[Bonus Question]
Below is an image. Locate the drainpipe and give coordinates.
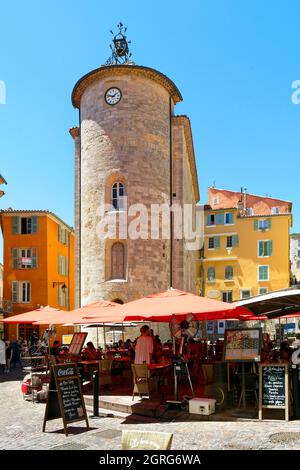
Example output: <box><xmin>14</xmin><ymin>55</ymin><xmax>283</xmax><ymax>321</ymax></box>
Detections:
<box><xmin>169</xmin><ymin>97</ymin><xmax>173</xmax><ymax>288</ymax></box>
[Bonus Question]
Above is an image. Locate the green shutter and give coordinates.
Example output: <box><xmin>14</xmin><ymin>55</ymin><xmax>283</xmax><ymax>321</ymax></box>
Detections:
<box><xmin>31</xmin><ymin>248</ymin><xmax>37</xmax><ymax>268</ymax></box>
<box><xmin>12</xmin><ymin>281</ymin><xmax>19</xmax><ymax>303</ymax></box>
<box><xmin>232</xmin><ymin>235</ymin><xmax>239</xmax><ymax>247</ymax></box>
<box><xmin>66</xmin><ymin>256</ymin><xmax>69</xmax><ymax>276</ymax></box>
<box><xmin>268</xmin><ymin>240</ymin><xmax>273</xmax><ymax>256</ymax></box>
<box><xmin>254</xmin><ymin>220</ymin><xmax>259</xmax><ymax>231</ymax></box>
<box><xmin>228</xmin><ymin>213</ymin><xmax>234</xmax><ymax>224</ymax></box>
<box><xmin>267</xmin><ymin>219</ymin><xmax>272</xmax><ymax>230</ymax></box>
<box><xmin>12</xmin><ymin>217</ymin><xmax>19</xmax><ymax>234</ymax></box>
<box><xmin>215</xmin><ymin>213</ymin><xmax>224</xmax><ymax>225</ymax></box>
<box><xmin>31</xmin><ymin>216</ymin><xmax>38</xmax><ymax>234</ymax></box>
<box><xmin>214</xmin><ymin>236</ymin><xmax>221</xmax><ymax>248</ymax></box>
<box><xmin>12</xmin><ymin>248</ymin><xmax>18</xmax><ymax>268</ymax></box>
<box><xmin>258</xmin><ymin>241</ymin><xmax>264</xmax><ymax>257</ymax></box>
<box><xmin>206</xmin><ymin>215</ymin><xmax>211</xmax><ymax>226</ymax></box>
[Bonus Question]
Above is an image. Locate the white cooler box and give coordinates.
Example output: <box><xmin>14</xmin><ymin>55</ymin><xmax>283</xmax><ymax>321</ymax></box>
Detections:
<box><xmin>189</xmin><ymin>398</ymin><xmax>216</xmax><ymax>415</ymax></box>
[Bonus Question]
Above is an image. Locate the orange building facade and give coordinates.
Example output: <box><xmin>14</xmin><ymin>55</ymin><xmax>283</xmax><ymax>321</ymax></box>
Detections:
<box><xmin>0</xmin><ymin>210</ymin><xmax>75</xmax><ymax>341</ymax></box>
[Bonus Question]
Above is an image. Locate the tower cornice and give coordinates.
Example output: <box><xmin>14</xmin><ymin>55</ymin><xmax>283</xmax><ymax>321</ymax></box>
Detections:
<box><xmin>71</xmin><ymin>64</ymin><xmax>183</xmax><ymax>108</ymax></box>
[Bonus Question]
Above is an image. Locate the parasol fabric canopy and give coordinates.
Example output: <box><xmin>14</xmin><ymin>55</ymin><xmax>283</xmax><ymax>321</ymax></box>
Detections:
<box><xmin>2</xmin><ymin>306</ymin><xmax>66</xmax><ymax>324</ymax></box>
<box><xmin>234</xmin><ymin>287</ymin><xmax>300</xmax><ymax>319</ymax></box>
<box><xmin>33</xmin><ymin>300</ymin><xmax>121</xmax><ymax>325</ymax></box>
<box><xmin>85</xmin><ymin>288</ymin><xmax>252</xmax><ymax>323</ymax></box>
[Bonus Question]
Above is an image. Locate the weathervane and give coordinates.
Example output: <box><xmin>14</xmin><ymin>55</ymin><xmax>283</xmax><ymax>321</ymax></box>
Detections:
<box><xmin>105</xmin><ymin>22</ymin><xmax>133</xmax><ymax>66</ymax></box>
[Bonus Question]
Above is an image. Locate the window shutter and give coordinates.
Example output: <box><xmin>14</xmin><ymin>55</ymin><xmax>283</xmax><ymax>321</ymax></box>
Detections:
<box><xmin>214</xmin><ymin>236</ymin><xmax>221</xmax><ymax>248</ymax></box>
<box><xmin>268</xmin><ymin>240</ymin><xmax>273</xmax><ymax>256</ymax></box>
<box><xmin>65</xmin><ymin>257</ymin><xmax>69</xmax><ymax>276</ymax></box>
<box><xmin>258</xmin><ymin>241</ymin><xmax>264</xmax><ymax>257</ymax></box>
<box><xmin>65</xmin><ymin>288</ymin><xmax>69</xmax><ymax>310</ymax></box>
<box><xmin>12</xmin><ymin>217</ymin><xmax>19</xmax><ymax>234</ymax></box>
<box><xmin>58</xmin><ymin>255</ymin><xmax>62</xmax><ymax>275</ymax></box>
<box><xmin>12</xmin><ymin>281</ymin><xmax>19</xmax><ymax>303</ymax></box>
<box><xmin>215</xmin><ymin>213</ymin><xmax>224</xmax><ymax>225</ymax></box>
<box><xmin>31</xmin><ymin>216</ymin><xmax>38</xmax><ymax>234</ymax></box>
<box><xmin>254</xmin><ymin>220</ymin><xmax>259</xmax><ymax>231</ymax></box>
<box><xmin>206</xmin><ymin>215</ymin><xmax>211</xmax><ymax>226</ymax></box>
<box><xmin>12</xmin><ymin>248</ymin><xmax>19</xmax><ymax>268</ymax></box>
<box><xmin>65</xmin><ymin>230</ymin><xmax>69</xmax><ymax>246</ymax></box>
<box><xmin>58</xmin><ymin>285</ymin><xmax>63</xmax><ymax>306</ymax></box>
<box><xmin>228</xmin><ymin>213</ymin><xmax>234</xmax><ymax>224</ymax></box>
<box><xmin>232</xmin><ymin>235</ymin><xmax>239</xmax><ymax>247</ymax></box>
<box><xmin>58</xmin><ymin>225</ymin><xmax>62</xmax><ymax>243</ymax></box>
<box><xmin>32</xmin><ymin>248</ymin><xmax>37</xmax><ymax>268</ymax></box>
<box><xmin>267</xmin><ymin>219</ymin><xmax>272</xmax><ymax>230</ymax></box>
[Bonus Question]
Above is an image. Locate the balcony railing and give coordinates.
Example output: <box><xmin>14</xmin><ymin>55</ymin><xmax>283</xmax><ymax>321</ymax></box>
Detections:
<box><xmin>0</xmin><ymin>299</ymin><xmax>13</xmax><ymax>314</ymax></box>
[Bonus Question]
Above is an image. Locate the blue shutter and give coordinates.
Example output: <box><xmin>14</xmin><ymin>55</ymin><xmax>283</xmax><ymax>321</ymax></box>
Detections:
<box><xmin>232</xmin><ymin>235</ymin><xmax>239</xmax><ymax>247</ymax></box>
<box><xmin>12</xmin><ymin>248</ymin><xmax>18</xmax><ymax>268</ymax></box>
<box><xmin>268</xmin><ymin>240</ymin><xmax>273</xmax><ymax>256</ymax></box>
<box><xmin>12</xmin><ymin>217</ymin><xmax>19</xmax><ymax>234</ymax></box>
<box><xmin>12</xmin><ymin>281</ymin><xmax>19</xmax><ymax>303</ymax></box>
<box><xmin>31</xmin><ymin>248</ymin><xmax>37</xmax><ymax>268</ymax></box>
<box><xmin>227</xmin><ymin>213</ymin><xmax>234</xmax><ymax>224</ymax></box>
<box><xmin>214</xmin><ymin>236</ymin><xmax>221</xmax><ymax>248</ymax></box>
<box><xmin>31</xmin><ymin>216</ymin><xmax>38</xmax><ymax>234</ymax></box>
<box><xmin>215</xmin><ymin>213</ymin><xmax>224</xmax><ymax>225</ymax></box>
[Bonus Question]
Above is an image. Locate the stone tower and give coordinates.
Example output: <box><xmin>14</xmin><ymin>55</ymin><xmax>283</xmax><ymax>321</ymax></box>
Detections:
<box><xmin>70</xmin><ymin>35</ymin><xmax>199</xmax><ymax>308</ymax></box>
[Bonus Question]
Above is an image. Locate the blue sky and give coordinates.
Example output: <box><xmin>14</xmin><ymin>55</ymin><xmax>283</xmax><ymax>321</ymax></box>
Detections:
<box><xmin>0</xmin><ymin>0</ymin><xmax>299</xmax><ymax>261</ymax></box>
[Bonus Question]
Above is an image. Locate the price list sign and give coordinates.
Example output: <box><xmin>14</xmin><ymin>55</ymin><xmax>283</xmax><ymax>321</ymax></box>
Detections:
<box><xmin>43</xmin><ymin>363</ymin><xmax>89</xmax><ymax>436</ymax></box>
<box><xmin>259</xmin><ymin>364</ymin><xmax>289</xmax><ymax>421</ymax></box>
<box><xmin>224</xmin><ymin>328</ymin><xmax>262</xmax><ymax>362</ymax></box>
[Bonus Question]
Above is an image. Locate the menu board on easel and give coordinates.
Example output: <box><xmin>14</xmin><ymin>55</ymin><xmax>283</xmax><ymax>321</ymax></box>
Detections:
<box><xmin>224</xmin><ymin>328</ymin><xmax>262</xmax><ymax>362</ymax></box>
<box><xmin>259</xmin><ymin>363</ymin><xmax>289</xmax><ymax>421</ymax></box>
<box><xmin>68</xmin><ymin>332</ymin><xmax>88</xmax><ymax>356</ymax></box>
<box><xmin>42</xmin><ymin>363</ymin><xmax>89</xmax><ymax>436</ymax></box>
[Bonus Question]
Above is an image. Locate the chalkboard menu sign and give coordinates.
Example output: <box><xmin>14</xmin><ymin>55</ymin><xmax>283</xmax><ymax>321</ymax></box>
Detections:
<box><xmin>224</xmin><ymin>328</ymin><xmax>262</xmax><ymax>362</ymax></box>
<box><xmin>259</xmin><ymin>363</ymin><xmax>289</xmax><ymax>421</ymax></box>
<box><xmin>43</xmin><ymin>363</ymin><xmax>89</xmax><ymax>436</ymax></box>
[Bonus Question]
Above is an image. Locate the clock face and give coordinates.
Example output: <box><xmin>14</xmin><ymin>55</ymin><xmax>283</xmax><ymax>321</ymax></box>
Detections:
<box><xmin>105</xmin><ymin>87</ymin><xmax>122</xmax><ymax>105</ymax></box>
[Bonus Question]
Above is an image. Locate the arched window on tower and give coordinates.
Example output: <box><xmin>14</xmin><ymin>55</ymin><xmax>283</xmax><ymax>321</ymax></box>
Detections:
<box><xmin>111</xmin><ymin>242</ymin><xmax>125</xmax><ymax>279</ymax></box>
<box><xmin>111</xmin><ymin>182</ymin><xmax>125</xmax><ymax>210</ymax></box>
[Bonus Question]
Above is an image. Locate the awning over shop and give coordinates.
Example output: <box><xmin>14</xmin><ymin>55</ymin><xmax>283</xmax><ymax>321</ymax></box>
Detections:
<box><xmin>234</xmin><ymin>287</ymin><xmax>300</xmax><ymax>319</ymax></box>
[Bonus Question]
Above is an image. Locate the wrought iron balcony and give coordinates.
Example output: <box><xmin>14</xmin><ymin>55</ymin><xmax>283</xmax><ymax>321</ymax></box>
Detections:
<box><xmin>0</xmin><ymin>299</ymin><xmax>13</xmax><ymax>314</ymax></box>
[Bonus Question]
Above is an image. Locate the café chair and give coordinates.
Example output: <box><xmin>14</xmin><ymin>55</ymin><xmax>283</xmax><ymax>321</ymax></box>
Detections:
<box><xmin>99</xmin><ymin>359</ymin><xmax>113</xmax><ymax>388</ymax></box>
<box><xmin>121</xmin><ymin>430</ymin><xmax>173</xmax><ymax>450</ymax></box>
<box><xmin>131</xmin><ymin>364</ymin><xmax>154</xmax><ymax>400</ymax></box>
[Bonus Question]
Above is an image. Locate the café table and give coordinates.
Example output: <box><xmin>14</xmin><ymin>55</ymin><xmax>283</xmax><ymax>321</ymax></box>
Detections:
<box><xmin>148</xmin><ymin>363</ymin><xmax>172</xmax><ymax>391</ymax></box>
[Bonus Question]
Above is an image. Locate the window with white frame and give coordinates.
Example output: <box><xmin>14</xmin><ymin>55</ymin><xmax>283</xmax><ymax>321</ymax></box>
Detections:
<box><xmin>12</xmin><ymin>281</ymin><xmax>31</xmax><ymax>303</ymax></box>
<box><xmin>208</xmin><ymin>237</ymin><xmax>215</xmax><ymax>249</ymax></box>
<box><xmin>259</xmin><ymin>287</ymin><xmax>268</xmax><ymax>295</ymax></box>
<box><xmin>225</xmin><ymin>266</ymin><xmax>233</xmax><ymax>280</ymax></box>
<box><xmin>258</xmin><ymin>265</ymin><xmax>269</xmax><ymax>281</ymax></box>
<box><xmin>240</xmin><ymin>289</ymin><xmax>251</xmax><ymax>299</ymax></box>
<box><xmin>12</xmin><ymin>248</ymin><xmax>38</xmax><ymax>269</ymax></box>
<box><xmin>222</xmin><ymin>291</ymin><xmax>233</xmax><ymax>303</ymax></box>
<box><xmin>271</xmin><ymin>207</ymin><xmax>280</xmax><ymax>215</ymax></box>
<box><xmin>111</xmin><ymin>182</ymin><xmax>125</xmax><ymax>211</ymax></box>
<box><xmin>226</xmin><ymin>236</ymin><xmax>233</xmax><ymax>248</ymax></box>
<box><xmin>207</xmin><ymin>214</ymin><xmax>215</xmax><ymax>226</ymax></box>
<box><xmin>207</xmin><ymin>267</ymin><xmax>215</xmax><ymax>281</ymax></box>
<box><xmin>225</xmin><ymin>213</ymin><xmax>234</xmax><ymax>225</ymax></box>
<box><xmin>258</xmin><ymin>240</ymin><xmax>273</xmax><ymax>257</ymax></box>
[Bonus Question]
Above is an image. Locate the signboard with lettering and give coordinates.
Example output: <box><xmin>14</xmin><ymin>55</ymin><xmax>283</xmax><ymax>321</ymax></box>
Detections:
<box><xmin>42</xmin><ymin>363</ymin><xmax>89</xmax><ymax>436</ymax></box>
<box><xmin>259</xmin><ymin>363</ymin><xmax>289</xmax><ymax>421</ymax></box>
<box><xmin>68</xmin><ymin>332</ymin><xmax>87</xmax><ymax>356</ymax></box>
<box><xmin>224</xmin><ymin>328</ymin><xmax>262</xmax><ymax>362</ymax></box>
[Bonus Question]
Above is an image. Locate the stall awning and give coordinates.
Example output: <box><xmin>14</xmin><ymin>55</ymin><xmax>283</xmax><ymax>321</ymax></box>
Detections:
<box><xmin>234</xmin><ymin>287</ymin><xmax>300</xmax><ymax>319</ymax></box>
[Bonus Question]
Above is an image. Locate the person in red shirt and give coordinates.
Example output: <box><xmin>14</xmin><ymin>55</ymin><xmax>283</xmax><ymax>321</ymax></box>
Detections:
<box><xmin>82</xmin><ymin>342</ymin><xmax>100</xmax><ymax>360</ymax></box>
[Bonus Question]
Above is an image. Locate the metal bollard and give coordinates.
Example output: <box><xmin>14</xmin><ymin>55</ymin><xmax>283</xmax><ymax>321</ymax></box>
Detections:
<box><xmin>90</xmin><ymin>369</ymin><xmax>100</xmax><ymax>418</ymax></box>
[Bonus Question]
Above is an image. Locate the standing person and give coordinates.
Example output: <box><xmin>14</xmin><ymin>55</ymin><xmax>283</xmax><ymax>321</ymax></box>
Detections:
<box><xmin>11</xmin><ymin>340</ymin><xmax>22</xmax><ymax>369</ymax></box>
<box><xmin>134</xmin><ymin>325</ymin><xmax>154</xmax><ymax>365</ymax></box>
<box><xmin>0</xmin><ymin>337</ymin><xmax>6</xmax><ymax>373</ymax></box>
<box><xmin>5</xmin><ymin>341</ymin><xmax>13</xmax><ymax>373</ymax></box>
<box><xmin>30</xmin><ymin>330</ymin><xmax>39</xmax><ymax>347</ymax></box>
<box><xmin>50</xmin><ymin>340</ymin><xmax>61</xmax><ymax>357</ymax></box>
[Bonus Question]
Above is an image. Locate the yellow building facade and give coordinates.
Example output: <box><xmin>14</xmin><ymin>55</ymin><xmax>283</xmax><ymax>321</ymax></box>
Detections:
<box><xmin>199</xmin><ymin>188</ymin><xmax>292</xmax><ymax>302</ymax></box>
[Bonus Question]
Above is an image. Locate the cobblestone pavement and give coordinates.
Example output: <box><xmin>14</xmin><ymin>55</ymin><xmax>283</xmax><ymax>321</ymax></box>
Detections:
<box><xmin>1</xmin><ymin>371</ymin><xmax>300</xmax><ymax>450</ymax></box>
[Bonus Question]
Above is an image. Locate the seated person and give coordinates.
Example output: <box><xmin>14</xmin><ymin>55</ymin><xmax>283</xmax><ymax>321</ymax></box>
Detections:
<box><xmin>280</xmin><ymin>342</ymin><xmax>293</xmax><ymax>362</ymax></box>
<box><xmin>118</xmin><ymin>339</ymin><xmax>125</xmax><ymax>349</ymax></box>
<box><xmin>82</xmin><ymin>341</ymin><xmax>100</xmax><ymax>360</ymax></box>
<box><xmin>50</xmin><ymin>340</ymin><xmax>61</xmax><ymax>357</ymax></box>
